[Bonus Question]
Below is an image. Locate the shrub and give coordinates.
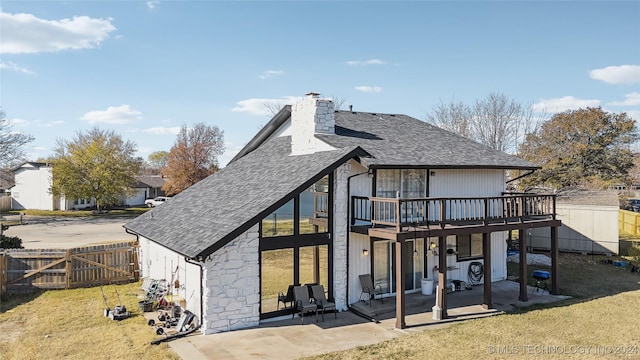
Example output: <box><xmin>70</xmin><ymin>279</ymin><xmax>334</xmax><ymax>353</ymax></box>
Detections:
<box><xmin>0</xmin><ymin>234</ymin><xmax>23</xmax><ymax>249</ymax></box>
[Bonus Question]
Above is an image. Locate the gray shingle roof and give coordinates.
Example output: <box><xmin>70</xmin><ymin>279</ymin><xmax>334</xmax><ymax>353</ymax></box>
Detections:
<box><xmin>316</xmin><ymin>111</ymin><xmax>538</xmax><ymax>169</ymax></box>
<box><xmin>124</xmin><ymin>136</ymin><xmax>367</xmax><ymax>258</ymax></box>
<box><xmin>136</xmin><ymin>175</ymin><xmax>166</xmax><ymax>189</ymax></box>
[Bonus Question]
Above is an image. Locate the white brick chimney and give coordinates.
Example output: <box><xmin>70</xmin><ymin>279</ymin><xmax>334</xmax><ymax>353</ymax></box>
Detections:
<box><xmin>290</xmin><ymin>92</ymin><xmax>336</xmax><ymax>155</ymax></box>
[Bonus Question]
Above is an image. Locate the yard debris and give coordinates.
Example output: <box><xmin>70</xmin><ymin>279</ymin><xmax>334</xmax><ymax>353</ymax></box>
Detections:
<box><xmin>507</xmin><ymin>253</ymin><xmax>552</xmax><ymax>266</ymax></box>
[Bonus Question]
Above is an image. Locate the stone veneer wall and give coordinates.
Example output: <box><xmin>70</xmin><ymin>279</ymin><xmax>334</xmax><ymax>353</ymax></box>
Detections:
<box><xmin>202</xmin><ymin>224</ymin><xmax>260</xmax><ymax>334</ymax></box>
<box><xmin>332</xmin><ymin>161</ymin><xmax>351</xmax><ymax>310</ymax></box>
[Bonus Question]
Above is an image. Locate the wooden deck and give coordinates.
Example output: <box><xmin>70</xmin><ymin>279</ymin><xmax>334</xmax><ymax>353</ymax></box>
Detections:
<box><xmin>349</xmin><ymin>194</ymin><xmax>560</xmax><ymax>240</ymax></box>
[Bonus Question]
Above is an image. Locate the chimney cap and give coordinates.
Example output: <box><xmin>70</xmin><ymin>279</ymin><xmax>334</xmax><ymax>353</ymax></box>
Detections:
<box><xmin>306</xmin><ymin>92</ymin><xmax>321</xmax><ymax>98</ymax></box>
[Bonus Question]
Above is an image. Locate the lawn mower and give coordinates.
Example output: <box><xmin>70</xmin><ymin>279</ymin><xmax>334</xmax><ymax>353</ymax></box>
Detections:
<box><xmin>101</xmin><ymin>285</ymin><xmax>131</xmax><ymax>321</ymax></box>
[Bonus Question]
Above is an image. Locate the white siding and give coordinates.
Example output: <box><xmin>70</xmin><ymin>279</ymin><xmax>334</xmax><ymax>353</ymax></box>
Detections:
<box><xmin>348</xmin><ymin>232</ymin><xmax>371</xmax><ymax>304</ymax></box>
<box><xmin>12</xmin><ymin>165</ymin><xmax>54</xmax><ymax>210</ymax></box>
<box><xmin>138</xmin><ymin>236</ymin><xmax>202</xmax><ymax>324</ymax></box>
<box><xmin>430</xmin><ymin>169</ymin><xmax>506</xmax><ymax>197</ymax></box>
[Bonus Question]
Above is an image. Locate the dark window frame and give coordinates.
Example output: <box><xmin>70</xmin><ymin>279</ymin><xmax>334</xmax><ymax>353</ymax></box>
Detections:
<box><xmin>456</xmin><ymin>233</ymin><xmax>484</xmax><ymax>261</ymax></box>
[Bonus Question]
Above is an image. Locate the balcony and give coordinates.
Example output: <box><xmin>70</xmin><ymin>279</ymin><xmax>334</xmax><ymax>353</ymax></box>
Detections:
<box><xmin>350</xmin><ymin>194</ymin><xmax>560</xmax><ymax>241</ymax></box>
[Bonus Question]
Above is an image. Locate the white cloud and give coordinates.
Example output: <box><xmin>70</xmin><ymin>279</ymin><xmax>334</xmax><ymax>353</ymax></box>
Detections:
<box><xmin>146</xmin><ymin>0</ymin><xmax>160</xmax><ymax>9</ymax></box>
<box><xmin>143</xmin><ymin>126</ymin><xmax>181</xmax><ymax>135</ymax></box>
<box><xmin>607</xmin><ymin>92</ymin><xmax>640</xmax><ymax>106</ymax></box>
<box><xmin>81</xmin><ymin>105</ymin><xmax>142</xmax><ymax>124</ymax></box>
<box><xmin>0</xmin><ymin>61</ymin><xmax>35</xmax><ymax>74</ymax></box>
<box><xmin>589</xmin><ymin>65</ymin><xmax>640</xmax><ymax>84</ymax></box>
<box><xmin>44</xmin><ymin>120</ymin><xmax>64</xmax><ymax>127</ymax></box>
<box><xmin>231</xmin><ymin>96</ymin><xmax>302</xmax><ymax>116</ymax></box>
<box><xmin>346</xmin><ymin>59</ymin><xmax>387</xmax><ymax>66</ymax></box>
<box><xmin>0</xmin><ymin>10</ymin><xmax>117</xmax><ymax>54</ymax></box>
<box><xmin>258</xmin><ymin>70</ymin><xmax>284</xmax><ymax>80</ymax></box>
<box><xmin>626</xmin><ymin>110</ymin><xmax>640</xmax><ymax>121</ymax></box>
<box><xmin>533</xmin><ymin>96</ymin><xmax>600</xmax><ymax>113</ymax></box>
<box><xmin>354</xmin><ymin>86</ymin><xmax>382</xmax><ymax>93</ymax></box>
<box><xmin>9</xmin><ymin>118</ymin><xmax>30</xmax><ymax>126</ymax></box>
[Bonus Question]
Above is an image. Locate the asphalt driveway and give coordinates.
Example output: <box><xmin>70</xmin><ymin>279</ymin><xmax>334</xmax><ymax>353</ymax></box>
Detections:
<box><xmin>1</xmin><ymin>215</ymin><xmax>137</xmax><ymax>248</ymax></box>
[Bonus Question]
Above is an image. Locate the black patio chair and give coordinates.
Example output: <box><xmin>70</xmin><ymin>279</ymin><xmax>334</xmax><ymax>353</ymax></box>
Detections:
<box><xmin>277</xmin><ymin>284</ymin><xmax>298</xmax><ymax>310</ymax></box>
<box><xmin>359</xmin><ymin>274</ymin><xmax>384</xmax><ymax>306</ymax></box>
<box><xmin>292</xmin><ymin>285</ymin><xmax>318</xmax><ymax>324</ymax></box>
<box><xmin>310</xmin><ymin>284</ymin><xmax>336</xmax><ymax>321</ymax></box>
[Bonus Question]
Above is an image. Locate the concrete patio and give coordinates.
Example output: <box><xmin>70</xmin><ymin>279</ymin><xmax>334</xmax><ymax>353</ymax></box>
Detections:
<box><xmin>165</xmin><ymin>280</ymin><xmax>569</xmax><ymax>360</ymax></box>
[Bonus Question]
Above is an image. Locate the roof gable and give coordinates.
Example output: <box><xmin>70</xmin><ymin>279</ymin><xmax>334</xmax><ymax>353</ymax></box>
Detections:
<box><xmin>125</xmin><ymin>136</ymin><xmax>368</xmax><ymax>259</ymax></box>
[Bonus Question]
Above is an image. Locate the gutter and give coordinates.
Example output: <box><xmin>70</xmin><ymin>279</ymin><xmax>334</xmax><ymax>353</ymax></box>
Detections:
<box><xmin>506</xmin><ymin>169</ymin><xmax>537</xmax><ymax>184</ymax></box>
<box><xmin>185</xmin><ymin>257</ymin><xmax>205</xmax><ymax>332</ymax></box>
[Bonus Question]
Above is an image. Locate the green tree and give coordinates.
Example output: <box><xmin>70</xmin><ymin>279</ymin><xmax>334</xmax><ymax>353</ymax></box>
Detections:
<box><xmin>147</xmin><ymin>151</ymin><xmax>169</xmax><ymax>171</ymax></box>
<box><xmin>162</xmin><ymin>123</ymin><xmax>224</xmax><ymax>195</ymax></box>
<box><xmin>518</xmin><ymin>107</ymin><xmax>638</xmax><ymax>189</ymax></box>
<box><xmin>51</xmin><ymin>127</ymin><xmax>143</xmax><ymax>211</ymax></box>
<box><xmin>0</xmin><ymin>109</ymin><xmax>34</xmax><ymax>168</ymax></box>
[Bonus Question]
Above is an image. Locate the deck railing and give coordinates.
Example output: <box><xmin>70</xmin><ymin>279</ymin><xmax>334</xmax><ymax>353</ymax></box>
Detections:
<box><xmin>351</xmin><ymin>194</ymin><xmax>556</xmax><ymax>232</ymax></box>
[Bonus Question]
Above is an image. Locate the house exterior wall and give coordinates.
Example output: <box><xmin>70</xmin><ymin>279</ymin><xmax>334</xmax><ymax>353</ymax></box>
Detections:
<box><xmin>12</xmin><ymin>165</ymin><xmax>54</xmax><ymax>210</ymax></box>
<box><xmin>332</xmin><ymin>161</ymin><xmax>351</xmax><ymax>311</ymax></box>
<box><xmin>429</xmin><ymin>169</ymin><xmax>506</xmax><ymax>197</ymax></box>
<box><xmin>202</xmin><ymin>224</ymin><xmax>260</xmax><ymax>334</ymax></box>
<box><xmin>529</xmin><ymin>204</ymin><xmax>618</xmax><ymax>254</ymax></box>
<box><xmin>138</xmin><ymin>235</ymin><xmax>202</xmax><ymax>322</ymax></box>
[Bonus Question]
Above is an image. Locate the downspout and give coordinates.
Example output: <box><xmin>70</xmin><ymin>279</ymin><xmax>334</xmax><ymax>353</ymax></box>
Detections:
<box><xmin>124</xmin><ymin>228</ymin><xmax>142</xmax><ymax>281</ymax></box>
<box><xmin>185</xmin><ymin>256</ymin><xmax>205</xmax><ymax>332</ymax></box>
<box><xmin>346</xmin><ymin>169</ymin><xmax>376</xmax><ymax>321</ymax></box>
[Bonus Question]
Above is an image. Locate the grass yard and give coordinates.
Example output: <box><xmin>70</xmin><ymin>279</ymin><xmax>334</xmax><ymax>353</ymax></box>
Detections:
<box><xmin>0</xmin><ymin>282</ymin><xmax>179</xmax><ymax>360</ymax></box>
<box><xmin>307</xmin><ymin>252</ymin><xmax>640</xmax><ymax>360</ymax></box>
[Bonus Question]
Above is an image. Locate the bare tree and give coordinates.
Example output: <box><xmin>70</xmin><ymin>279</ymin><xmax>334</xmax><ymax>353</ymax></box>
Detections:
<box><xmin>263</xmin><ymin>95</ymin><xmax>347</xmax><ymax>117</ymax></box>
<box><xmin>0</xmin><ymin>109</ymin><xmax>34</xmax><ymax>168</ymax></box>
<box><xmin>426</xmin><ymin>97</ymin><xmax>472</xmax><ymax>138</ymax></box>
<box><xmin>426</xmin><ymin>92</ymin><xmax>542</xmax><ymax>154</ymax></box>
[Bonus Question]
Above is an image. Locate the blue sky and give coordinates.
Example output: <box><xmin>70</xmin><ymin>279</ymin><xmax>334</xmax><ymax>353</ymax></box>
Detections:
<box><xmin>1</xmin><ymin>1</ymin><xmax>639</xmax><ymax>166</ymax></box>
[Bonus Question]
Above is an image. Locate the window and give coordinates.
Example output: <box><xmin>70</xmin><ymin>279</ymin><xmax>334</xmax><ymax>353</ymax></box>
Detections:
<box><xmin>261</xmin><ymin>199</ymin><xmax>295</xmax><ymax>237</ymax></box>
<box><xmin>457</xmin><ymin>233</ymin><xmax>483</xmax><ymax>260</ymax></box>
<box><xmin>299</xmin><ymin>176</ymin><xmax>329</xmax><ymax>234</ymax></box>
<box><xmin>376</xmin><ymin>169</ymin><xmax>426</xmax><ymax>198</ymax></box>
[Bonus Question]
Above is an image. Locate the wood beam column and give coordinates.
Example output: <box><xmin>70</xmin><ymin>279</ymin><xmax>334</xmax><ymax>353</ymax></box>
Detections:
<box><xmin>434</xmin><ymin>236</ymin><xmax>448</xmax><ymax>320</ymax></box>
<box><xmin>482</xmin><ymin>232</ymin><xmax>492</xmax><ymax>309</ymax></box>
<box><xmin>551</xmin><ymin>226</ymin><xmax>559</xmax><ymax>295</ymax></box>
<box><xmin>519</xmin><ymin>230</ymin><xmax>528</xmax><ymax>302</ymax></box>
<box><xmin>395</xmin><ymin>240</ymin><xmax>406</xmax><ymax>329</ymax></box>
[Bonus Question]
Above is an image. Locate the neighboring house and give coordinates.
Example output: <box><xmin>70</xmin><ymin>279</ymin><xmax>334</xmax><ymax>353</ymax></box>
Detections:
<box><xmin>11</xmin><ymin>162</ymin><xmax>57</xmax><ymax>210</ymax></box>
<box><xmin>10</xmin><ymin>161</ymin><xmax>153</xmax><ymax>210</ymax></box>
<box><xmin>122</xmin><ymin>175</ymin><xmax>166</xmax><ymax>206</ymax></box>
<box><xmin>529</xmin><ymin>189</ymin><xmax>619</xmax><ymax>254</ymax></box>
<box><xmin>124</xmin><ymin>93</ymin><xmax>561</xmax><ymax>334</ymax></box>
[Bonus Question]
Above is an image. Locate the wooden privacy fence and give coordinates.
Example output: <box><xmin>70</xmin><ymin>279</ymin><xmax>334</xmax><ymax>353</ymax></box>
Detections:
<box><xmin>619</xmin><ymin>209</ymin><xmax>640</xmax><ymax>236</ymax></box>
<box><xmin>0</xmin><ymin>241</ymin><xmax>139</xmax><ymax>295</ymax></box>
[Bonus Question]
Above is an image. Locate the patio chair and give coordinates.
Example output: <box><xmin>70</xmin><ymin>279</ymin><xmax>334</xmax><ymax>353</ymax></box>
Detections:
<box><xmin>359</xmin><ymin>274</ymin><xmax>384</xmax><ymax>306</ymax></box>
<box><xmin>277</xmin><ymin>284</ymin><xmax>297</xmax><ymax>310</ymax></box>
<box><xmin>310</xmin><ymin>284</ymin><xmax>336</xmax><ymax>321</ymax></box>
<box><xmin>292</xmin><ymin>285</ymin><xmax>318</xmax><ymax>324</ymax></box>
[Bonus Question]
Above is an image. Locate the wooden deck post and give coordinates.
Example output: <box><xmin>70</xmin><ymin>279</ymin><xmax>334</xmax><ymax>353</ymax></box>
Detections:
<box><xmin>518</xmin><ymin>230</ymin><xmax>528</xmax><ymax>302</ymax></box>
<box><xmin>395</xmin><ymin>240</ymin><xmax>406</xmax><ymax>329</ymax></box>
<box><xmin>551</xmin><ymin>226</ymin><xmax>559</xmax><ymax>295</ymax></box>
<box><xmin>433</xmin><ymin>236</ymin><xmax>448</xmax><ymax>319</ymax></box>
<box><xmin>482</xmin><ymin>232</ymin><xmax>492</xmax><ymax>309</ymax></box>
